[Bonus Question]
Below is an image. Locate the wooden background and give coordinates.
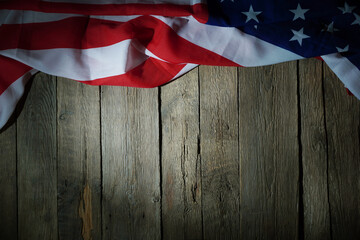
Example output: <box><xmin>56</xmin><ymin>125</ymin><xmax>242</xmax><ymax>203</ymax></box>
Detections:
<box><xmin>0</xmin><ymin>59</ymin><xmax>360</xmax><ymax>240</ymax></box>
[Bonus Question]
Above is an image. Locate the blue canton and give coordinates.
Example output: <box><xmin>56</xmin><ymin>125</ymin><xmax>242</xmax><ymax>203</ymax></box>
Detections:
<box><xmin>206</xmin><ymin>0</ymin><xmax>360</xmax><ymax>67</ymax></box>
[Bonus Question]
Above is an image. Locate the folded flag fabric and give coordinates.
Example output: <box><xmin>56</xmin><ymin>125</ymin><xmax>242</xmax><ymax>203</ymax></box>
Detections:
<box><xmin>1</xmin><ymin>0</ymin><xmax>360</xmax><ymax>129</ymax></box>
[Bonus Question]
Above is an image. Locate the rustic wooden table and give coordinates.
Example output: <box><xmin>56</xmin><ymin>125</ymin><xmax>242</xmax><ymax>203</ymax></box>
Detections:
<box><xmin>0</xmin><ymin>58</ymin><xmax>359</xmax><ymax>239</ymax></box>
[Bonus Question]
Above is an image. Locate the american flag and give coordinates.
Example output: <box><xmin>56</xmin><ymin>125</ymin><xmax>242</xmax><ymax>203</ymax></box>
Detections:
<box><xmin>0</xmin><ymin>0</ymin><xmax>359</xmax><ymax>129</ymax></box>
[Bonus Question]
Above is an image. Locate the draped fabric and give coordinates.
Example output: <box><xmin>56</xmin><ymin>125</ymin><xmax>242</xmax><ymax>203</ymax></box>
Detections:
<box><xmin>1</xmin><ymin>0</ymin><xmax>360</xmax><ymax>128</ymax></box>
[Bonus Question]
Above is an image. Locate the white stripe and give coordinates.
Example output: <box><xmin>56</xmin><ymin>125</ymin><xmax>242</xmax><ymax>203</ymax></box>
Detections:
<box><xmin>0</xmin><ymin>39</ymin><xmax>150</xmax><ymax>81</ymax></box>
<box><xmin>42</xmin><ymin>0</ymin><xmax>203</xmax><ymax>5</ymax></box>
<box><xmin>322</xmin><ymin>53</ymin><xmax>360</xmax><ymax>100</ymax></box>
<box><xmin>0</xmin><ymin>10</ymin><xmax>81</xmax><ymax>25</ymax></box>
<box><xmin>171</xmin><ymin>63</ymin><xmax>198</xmax><ymax>79</ymax></box>
<box><xmin>154</xmin><ymin>16</ymin><xmax>304</xmax><ymax>66</ymax></box>
<box><xmin>0</xmin><ymin>69</ymin><xmax>38</xmax><ymax>129</ymax></box>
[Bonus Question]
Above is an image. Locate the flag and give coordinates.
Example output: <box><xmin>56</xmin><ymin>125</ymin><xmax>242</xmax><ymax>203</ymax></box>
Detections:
<box><xmin>1</xmin><ymin>0</ymin><xmax>360</xmax><ymax>129</ymax></box>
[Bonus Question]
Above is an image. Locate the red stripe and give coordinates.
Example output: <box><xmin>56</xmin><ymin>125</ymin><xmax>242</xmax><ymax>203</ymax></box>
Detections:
<box><xmin>0</xmin><ymin>55</ymin><xmax>32</xmax><ymax>95</ymax></box>
<box><xmin>0</xmin><ymin>1</ymin><xmax>208</xmax><ymax>23</ymax></box>
<box><xmin>80</xmin><ymin>57</ymin><xmax>185</xmax><ymax>88</ymax></box>
<box><xmin>0</xmin><ymin>17</ymin><xmax>132</xmax><ymax>50</ymax></box>
<box><xmin>0</xmin><ymin>15</ymin><xmax>237</xmax><ymax>66</ymax></box>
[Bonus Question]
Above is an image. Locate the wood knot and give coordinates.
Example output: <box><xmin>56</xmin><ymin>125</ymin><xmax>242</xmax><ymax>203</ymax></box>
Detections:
<box><xmin>78</xmin><ymin>182</ymin><xmax>93</xmax><ymax>240</ymax></box>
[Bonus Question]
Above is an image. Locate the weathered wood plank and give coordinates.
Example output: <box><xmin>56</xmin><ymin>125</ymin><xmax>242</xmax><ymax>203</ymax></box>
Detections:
<box><xmin>199</xmin><ymin>66</ymin><xmax>240</xmax><ymax>239</ymax></box>
<box><xmin>101</xmin><ymin>86</ymin><xmax>161</xmax><ymax>239</ymax></box>
<box><xmin>17</xmin><ymin>73</ymin><xmax>58</xmax><ymax>240</ymax></box>
<box><xmin>0</xmin><ymin>124</ymin><xmax>17</xmax><ymax>240</ymax></box>
<box><xmin>161</xmin><ymin>68</ymin><xmax>202</xmax><ymax>240</ymax></box>
<box><xmin>298</xmin><ymin>59</ymin><xmax>331</xmax><ymax>240</ymax></box>
<box><xmin>57</xmin><ymin>78</ymin><xmax>101</xmax><ymax>240</ymax></box>
<box><xmin>238</xmin><ymin>62</ymin><xmax>299</xmax><ymax>239</ymax></box>
<box><xmin>323</xmin><ymin>64</ymin><xmax>360</xmax><ymax>239</ymax></box>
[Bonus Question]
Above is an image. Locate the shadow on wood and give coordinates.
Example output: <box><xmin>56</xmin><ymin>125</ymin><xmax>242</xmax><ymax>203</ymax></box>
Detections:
<box><xmin>1</xmin><ymin>61</ymin><xmax>360</xmax><ymax>240</ymax></box>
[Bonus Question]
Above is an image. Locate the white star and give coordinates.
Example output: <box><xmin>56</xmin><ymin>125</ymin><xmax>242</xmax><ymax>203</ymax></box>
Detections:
<box><xmin>338</xmin><ymin>2</ymin><xmax>356</xmax><ymax>14</ymax></box>
<box><xmin>321</xmin><ymin>22</ymin><xmax>339</xmax><ymax>33</ymax></box>
<box><xmin>352</xmin><ymin>13</ymin><xmax>360</xmax><ymax>26</ymax></box>
<box><xmin>289</xmin><ymin>4</ymin><xmax>309</xmax><ymax>21</ymax></box>
<box><xmin>242</xmin><ymin>5</ymin><xmax>262</xmax><ymax>23</ymax></box>
<box><xmin>290</xmin><ymin>28</ymin><xmax>310</xmax><ymax>46</ymax></box>
<box><xmin>336</xmin><ymin>45</ymin><xmax>349</xmax><ymax>52</ymax></box>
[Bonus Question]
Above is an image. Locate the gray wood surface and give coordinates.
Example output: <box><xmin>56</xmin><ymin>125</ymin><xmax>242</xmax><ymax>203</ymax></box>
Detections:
<box><xmin>0</xmin><ymin>124</ymin><xmax>17</xmax><ymax>240</ymax></box>
<box><xmin>1</xmin><ymin>60</ymin><xmax>360</xmax><ymax>240</ymax></box>
<box><xmin>299</xmin><ymin>59</ymin><xmax>331</xmax><ymax>240</ymax></box>
<box><xmin>57</xmin><ymin>78</ymin><xmax>101</xmax><ymax>240</ymax></box>
<box><xmin>324</xmin><ymin>64</ymin><xmax>360</xmax><ymax>239</ymax></box>
<box><xmin>17</xmin><ymin>73</ymin><xmax>58</xmax><ymax>240</ymax></box>
<box><xmin>199</xmin><ymin>66</ymin><xmax>240</xmax><ymax>239</ymax></box>
<box><xmin>161</xmin><ymin>68</ymin><xmax>202</xmax><ymax>240</ymax></box>
<box><xmin>101</xmin><ymin>86</ymin><xmax>161</xmax><ymax>240</ymax></box>
<box><xmin>238</xmin><ymin>62</ymin><xmax>299</xmax><ymax>239</ymax></box>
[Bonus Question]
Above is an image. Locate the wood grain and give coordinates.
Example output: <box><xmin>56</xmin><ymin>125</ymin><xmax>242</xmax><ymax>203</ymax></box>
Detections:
<box><xmin>3</xmin><ymin>59</ymin><xmax>360</xmax><ymax>239</ymax></box>
<box><xmin>323</xmin><ymin>64</ymin><xmax>360</xmax><ymax>239</ymax></box>
<box><xmin>161</xmin><ymin>68</ymin><xmax>202</xmax><ymax>240</ymax></box>
<box><xmin>199</xmin><ymin>66</ymin><xmax>240</xmax><ymax>239</ymax></box>
<box><xmin>101</xmin><ymin>86</ymin><xmax>161</xmax><ymax>240</ymax></box>
<box><xmin>238</xmin><ymin>62</ymin><xmax>299</xmax><ymax>239</ymax></box>
<box><xmin>17</xmin><ymin>73</ymin><xmax>58</xmax><ymax>240</ymax></box>
<box><xmin>57</xmin><ymin>78</ymin><xmax>101</xmax><ymax>240</ymax></box>
<box><xmin>0</xmin><ymin>124</ymin><xmax>17</xmax><ymax>240</ymax></box>
<box><xmin>298</xmin><ymin>59</ymin><xmax>331</xmax><ymax>240</ymax></box>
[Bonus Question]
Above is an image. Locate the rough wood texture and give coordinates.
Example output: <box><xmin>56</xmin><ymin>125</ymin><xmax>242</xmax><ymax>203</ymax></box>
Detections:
<box><xmin>199</xmin><ymin>66</ymin><xmax>240</xmax><ymax>239</ymax></box>
<box><xmin>101</xmin><ymin>86</ymin><xmax>161</xmax><ymax>240</ymax></box>
<box><xmin>161</xmin><ymin>68</ymin><xmax>202</xmax><ymax>240</ymax></box>
<box><xmin>298</xmin><ymin>59</ymin><xmax>331</xmax><ymax>240</ymax></box>
<box><xmin>323</xmin><ymin>64</ymin><xmax>360</xmax><ymax>239</ymax></box>
<box><xmin>57</xmin><ymin>78</ymin><xmax>101</xmax><ymax>240</ymax></box>
<box><xmin>0</xmin><ymin>124</ymin><xmax>17</xmax><ymax>240</ymax></box>
<box><xmin>238</xmin><ymin>62</ymin><xmax>299</xmax><ymax>239</ymax></box>
<box><xmin>17</xmin><ymin>73</ymin><xmax>58</xmax><ymax>240</ymax></box>
<box><xmin>2</xmin><ymin>61</ymin><xmax>360</xmax><ymax>239</ymax></box>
